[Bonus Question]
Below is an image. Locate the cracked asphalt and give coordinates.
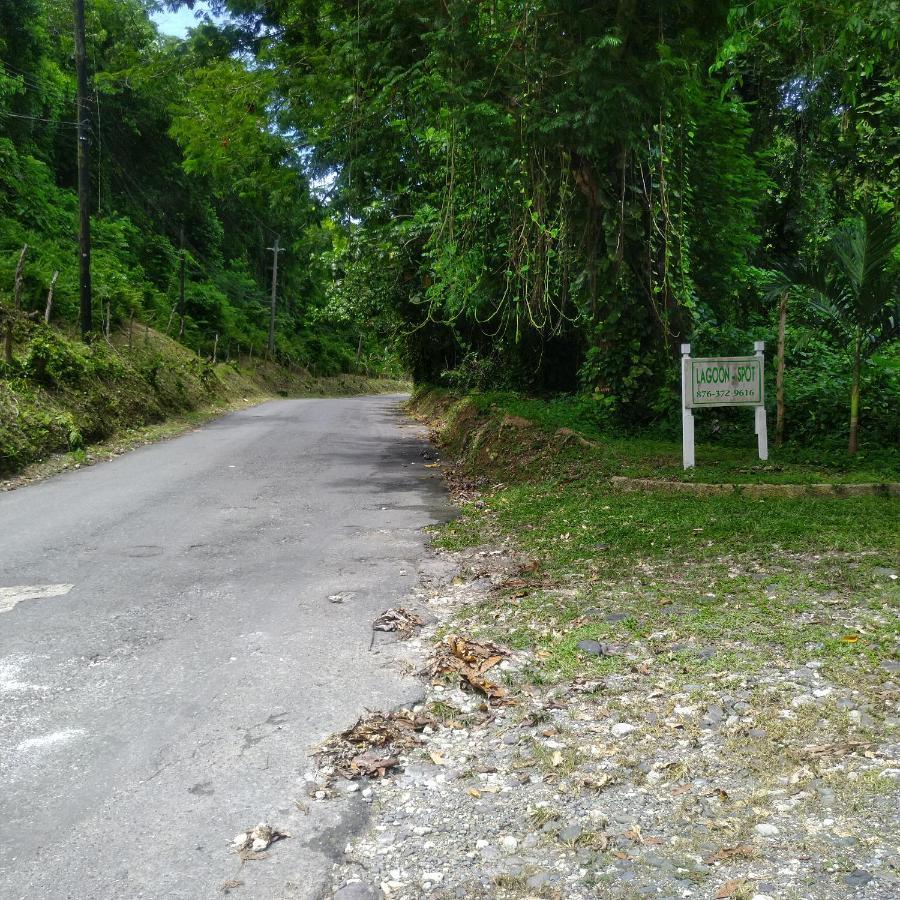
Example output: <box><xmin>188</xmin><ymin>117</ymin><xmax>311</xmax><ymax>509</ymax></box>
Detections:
<box><xmin>0</xmin><ymin>394</ymin><xmax>450</xmax><ymax>900</ymax></box>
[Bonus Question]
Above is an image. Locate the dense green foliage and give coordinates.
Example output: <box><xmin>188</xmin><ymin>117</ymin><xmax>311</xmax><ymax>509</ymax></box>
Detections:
<box><xmin>260</xmin><ymin>0</ymin><xmax>898</xmax><ymax>448</ymax></box>
<box><xmin>0</xmin><ymin>0</ymin><xmax>395</xmax><ymax>375</ymax></box>
<box><xmin>2</xmin><ymin>1</ymin><xmax>897</xmax><ymax>453</ymax></box>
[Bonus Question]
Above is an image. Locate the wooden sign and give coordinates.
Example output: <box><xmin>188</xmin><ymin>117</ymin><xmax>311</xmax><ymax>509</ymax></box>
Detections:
<box><xmin>681</xmin><ymin>342</ymin><xmax>768</xmax><ymax>469</ymax></box>
<box><xmin>684</xmin><ymin>357</ymin><xmax>763</xmax><ymax>408</ymax></box>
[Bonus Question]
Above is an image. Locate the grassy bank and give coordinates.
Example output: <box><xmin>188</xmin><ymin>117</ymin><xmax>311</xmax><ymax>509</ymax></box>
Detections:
<box><xmin>0</xmin><ymin>321</ymin><xmax>408</xmax><ymax>479</ymax></box>
<box><xmin>410</xmin><ymin>387</ymin><xmax>899</xmax><ymax>485</ymax></box>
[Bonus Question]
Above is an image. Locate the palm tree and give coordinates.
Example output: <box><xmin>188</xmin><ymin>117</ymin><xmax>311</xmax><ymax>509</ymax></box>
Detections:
<box><xmin>767</xmin><ymin>206</ymin><xmax>898</xmax><ymax>453</ymax></box>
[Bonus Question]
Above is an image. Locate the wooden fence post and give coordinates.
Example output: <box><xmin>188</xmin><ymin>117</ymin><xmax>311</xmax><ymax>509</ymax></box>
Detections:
<box><xmin>13</xmin><ymin>245</ymin><xmax>27</xmax><ymax>309</ymax></box>
<box><xmin>44</xmin><ymin>271</ymin><xmax>59</xmax><ymax>323</ymax></box>
<box><xmin>3</xmin><ymin>319</ymin><xmax>13</xmax><ymax>365</ymax></box>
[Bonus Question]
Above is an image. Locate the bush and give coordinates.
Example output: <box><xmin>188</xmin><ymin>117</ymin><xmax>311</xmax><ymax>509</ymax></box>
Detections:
<box><xmin>783</xmin><ymin>337</ymin><xmax>899</xmax><ymax>449</ymax></box>
<box><xmin>23</xmin><ymin>328</ymin><xmax>91</xmax><ymax>386</ymax></box>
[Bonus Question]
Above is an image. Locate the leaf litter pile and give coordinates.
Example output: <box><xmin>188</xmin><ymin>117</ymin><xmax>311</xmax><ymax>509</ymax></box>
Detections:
<box><xmin>315</xmin><ymin>709</ymin><xmax>434</xmax><ymax>781</ymax></box>
<box><xmin>373</xmin><ymin>607</ymin><xmax>424</xmax><ymax>638</ymax></box>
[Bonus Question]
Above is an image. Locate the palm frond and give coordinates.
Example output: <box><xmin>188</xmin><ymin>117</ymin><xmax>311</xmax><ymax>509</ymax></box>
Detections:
<box><xmin>831</xmin><ymin>205</ymin><xmax>899</xmax><ymax>326</ymax></box>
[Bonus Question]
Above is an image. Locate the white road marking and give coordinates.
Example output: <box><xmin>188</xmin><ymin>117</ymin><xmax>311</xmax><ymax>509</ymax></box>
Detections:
<box><xmin>17</xmin><ymin>728</ymin><xmax>85</xmax><ymax>753</ymax></box>
<box><xmin>0</xmin><ymin>584</ymin><xmax>74</xmax><ymax>614</ymax></box>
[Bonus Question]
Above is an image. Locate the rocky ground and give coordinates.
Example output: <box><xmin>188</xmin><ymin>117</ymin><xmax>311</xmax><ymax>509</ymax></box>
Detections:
<box><xmin>320</xmin><ymin>464</ymin><xmax>899</xmax><ymax>900</ymax></box>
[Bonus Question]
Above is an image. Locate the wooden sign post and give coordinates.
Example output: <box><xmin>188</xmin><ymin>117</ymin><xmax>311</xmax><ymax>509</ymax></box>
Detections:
<box><xmin>681</xmin><ymin>341</ymin><xmax>767</xmax><ymax>469</ymax></box>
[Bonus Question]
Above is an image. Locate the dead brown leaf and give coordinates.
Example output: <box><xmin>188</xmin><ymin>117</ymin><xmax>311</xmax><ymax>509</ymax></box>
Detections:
<box><xmin>704</xmin><ymin>844</ymin><xmax>755</xmax><ymax>865</ymax></box>
<box><xmin>314</xmin><ymin>709</ymin><xmax>434</xmax><ymax>780</ymax></box>
<box><xmin>350</xmin><ymin>749</ymin><xmax>399</xmax><ymax>777</ymax></box>
<box><xmin>715</xmin><ymin>879</ymin><xmax>751</xmax><ymax>899</ymax></box>
<box><xmin>427</xmin><ymin>635</ymin><xmax>511</xmax><ymax>703</ymax></box>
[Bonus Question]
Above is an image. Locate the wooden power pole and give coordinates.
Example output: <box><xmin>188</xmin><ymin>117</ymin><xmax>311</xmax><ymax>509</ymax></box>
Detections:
<box><xmin>74</xmin><ymin>0</ymin><xmax>93</xmax><ymax>338</ymax></box>
<box><xmin>267</xmin><ymin>236</ymin><xmax>283</xmax><ymax>356</ymax></box>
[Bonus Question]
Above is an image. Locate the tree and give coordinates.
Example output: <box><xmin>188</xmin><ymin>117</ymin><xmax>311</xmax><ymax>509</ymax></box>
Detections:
<box><xmin>768</xmin><ymin>207</ymin><xmax>898</xmax><ymax>453</ymax></box>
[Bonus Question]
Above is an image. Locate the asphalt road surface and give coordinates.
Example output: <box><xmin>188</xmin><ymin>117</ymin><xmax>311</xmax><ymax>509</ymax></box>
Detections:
<box><xmin>0</xmin><ymin>394</ymin><xmax>451</xmax><ymax>900</ymax></box>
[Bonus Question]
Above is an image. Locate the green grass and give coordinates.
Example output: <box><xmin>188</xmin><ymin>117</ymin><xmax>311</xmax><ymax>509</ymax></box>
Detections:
<box><xmin>434</xmin><ymin>464</ymin><xmax>899</xmax><ymax>685</ymax></box>
<box><xmin>489</xmin><ymin>478</ymin><xmax>898</xmax><ymax>560</ymax></box>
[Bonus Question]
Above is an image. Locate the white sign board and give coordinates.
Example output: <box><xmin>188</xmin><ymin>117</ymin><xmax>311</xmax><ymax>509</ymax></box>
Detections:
<box><xmin>684</xmin><ymin>357</ymin><xmax>763</xmax><ymax>408</ymax></box>
<box><xmin>680</xmin><ymin>342</ymin><xmax>767</xmax><ymax>470</ymax></box>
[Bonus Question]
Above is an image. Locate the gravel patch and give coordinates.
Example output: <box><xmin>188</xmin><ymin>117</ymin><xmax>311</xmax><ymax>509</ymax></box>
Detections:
<box><xmin>316</xmin><ymin>540</ymin><xmax>900</xmax><ymax>899</ymax></box>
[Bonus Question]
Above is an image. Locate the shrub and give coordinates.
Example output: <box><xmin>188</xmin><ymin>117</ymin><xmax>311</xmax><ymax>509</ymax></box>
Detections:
<box><xmin>23</xmin><ymin>328</ymin><xmax>91</xmax><ymax>386</ymax></box>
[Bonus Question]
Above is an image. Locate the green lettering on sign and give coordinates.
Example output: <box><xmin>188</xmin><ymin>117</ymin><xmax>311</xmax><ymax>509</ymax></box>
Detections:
<box><xmin>685</xmin><ymin>356</ymin><xmax>764</xmax><ymax>408</ymax></box>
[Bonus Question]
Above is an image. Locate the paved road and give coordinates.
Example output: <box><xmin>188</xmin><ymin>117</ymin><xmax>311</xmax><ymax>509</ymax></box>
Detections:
<box><xmin>0</xmin><ymin>395</ymin><xmax>450</xmax><ymax>900</ymax></box>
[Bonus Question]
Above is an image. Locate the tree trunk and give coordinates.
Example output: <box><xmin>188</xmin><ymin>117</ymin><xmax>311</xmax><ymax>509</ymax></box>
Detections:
<box><xmin>775</xmin><ymin>292</ymin><xmax>787</xmax><ymax>448</ymax></box>
<box><xmin>848</xmin><ymin>333</ymin><xmax>861</xmax><ymax>454</ymax></box>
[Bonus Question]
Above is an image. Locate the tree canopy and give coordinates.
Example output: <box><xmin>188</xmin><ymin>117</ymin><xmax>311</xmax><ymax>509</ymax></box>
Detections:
<box><xmin>1</xmin><ymin>0</ymin><xmax>897</xmax><ymax>446</ymax></box>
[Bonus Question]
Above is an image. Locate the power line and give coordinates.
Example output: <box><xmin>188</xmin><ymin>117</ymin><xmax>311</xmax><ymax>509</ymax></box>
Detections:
<box><xmin>0</xmin><ymin>110</ymin><xmax>79</xmax><ymax>126</ymax></box>
<box><xmin>0</xmin><ymin>59</ymin><xmax>64</xmax><ymax>95</ymax></box>
<box><xmin>98</xmin><ymin>121</ymin><xmax>285</xmax><ymax>271</ymax></box>
<box><xmin>100</xmin><ymin>143</ymin><xmax>229</xmax><ymax>285</ymax></box>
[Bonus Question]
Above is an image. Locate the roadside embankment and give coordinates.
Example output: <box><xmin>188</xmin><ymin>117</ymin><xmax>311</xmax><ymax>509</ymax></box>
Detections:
<box><xmin>0</xmin><ymin>322</ymin><xmax>408</xmax><ymax>483</ymax></box>
<box><xmin>407</xmin><ymin>386</ymin><xmax>900</xmax><ymax>489</ymax></box>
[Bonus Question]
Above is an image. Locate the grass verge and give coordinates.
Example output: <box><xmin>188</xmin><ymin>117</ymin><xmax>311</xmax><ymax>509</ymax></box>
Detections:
<box><xmin>412</xmin><ymin>386</ymin><xmax>899</xmax><ymax>696</ymax></box>
<box><xmin>410</xmin><ymin>387</ymin><xmax>899</xmax><ymax>485</ymax></box>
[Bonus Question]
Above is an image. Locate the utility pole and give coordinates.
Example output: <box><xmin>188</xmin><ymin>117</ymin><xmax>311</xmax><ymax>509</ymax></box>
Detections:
<box><xmin>178</xmin><ymin>225</ymin><xmax>186</xmax><ymax>338</ymax></box>
<box><xmin>74</xmin><ymin>0</ymin><xmax>92</xmax><ymax>338</ymax></box>
<box><xmin>267</xmin><ymin>236</ymin><xmax>283</xmax><ymax>356</ymax></box>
